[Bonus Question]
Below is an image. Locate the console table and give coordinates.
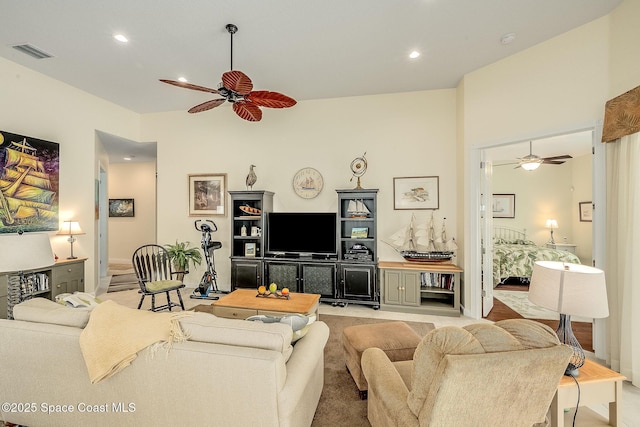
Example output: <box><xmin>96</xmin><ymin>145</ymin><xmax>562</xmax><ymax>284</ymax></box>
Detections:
<box><xmin>0</xmin><ymin>258</ymin><xmax>86</xmax><ymax>319</ymax></box>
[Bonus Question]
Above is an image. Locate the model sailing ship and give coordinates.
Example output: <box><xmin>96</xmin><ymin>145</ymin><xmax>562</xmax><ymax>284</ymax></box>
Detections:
<box><xmin>385</xmin><ymin>212</ymin><xmax>457</xmax><ymax>262</ymax></box>
<box><xmin>0</xmin><ymin>138</ymin><xmax>56</xmax><ymax>227</ymax></box>
<box><xmin>346</xmin><ymin>199</ymin><xmax>370</xmax><ymax>218</ymax></box>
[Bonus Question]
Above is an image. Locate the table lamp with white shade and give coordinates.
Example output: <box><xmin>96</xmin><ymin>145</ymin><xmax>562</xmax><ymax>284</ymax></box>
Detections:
<box><xmin>57</xmin><ymin>221</ymin><xmax>85</xmax><ymax>259</ymax></box>
<box><xmin>0</xmin><ymin>232</ymin><xmax>55</xmax><ymax>319</ymax></box>
<box><xmin>545</xmin><ymin>219</ymin><xmax>558</xmax><ymax>244</ymax></box>
<box><xmin>528</xmin><ymin>261</ymin><xmax>609</xmax><ymax>377</ymax></box>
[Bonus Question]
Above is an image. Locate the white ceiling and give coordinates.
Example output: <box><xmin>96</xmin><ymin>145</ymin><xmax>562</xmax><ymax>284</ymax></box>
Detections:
<box><xmin>1</xmin><ymin>1</ymin><xmax>619</xmax><ymax>161</ymax></box>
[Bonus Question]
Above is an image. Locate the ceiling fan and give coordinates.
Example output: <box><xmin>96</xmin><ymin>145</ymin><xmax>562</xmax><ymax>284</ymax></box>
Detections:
<box><xmin>159</xmin><ymin>24</ymin><xmax>296</xmax><ymax>122</ymax></box>
<box><xmin>496</xmin><ymin>141</ymin><xmax>572</xmax><ymax>170</ymax></box>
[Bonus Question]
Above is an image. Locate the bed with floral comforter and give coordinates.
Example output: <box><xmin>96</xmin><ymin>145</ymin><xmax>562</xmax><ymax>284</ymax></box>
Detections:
<box><xmin>492</xmin><ymin>238</ymin><xmax>581</xmax><ymax>286</ymax></box>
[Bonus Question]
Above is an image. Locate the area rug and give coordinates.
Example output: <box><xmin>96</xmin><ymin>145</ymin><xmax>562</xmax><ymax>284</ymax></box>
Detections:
<box><xmin>107</xmin><ymin>263</ymin><xmax>139</xmax><ymax>293</ymax></box>
<box><xmin>311</xmin><ymin>315</ymin><xmax>435</xmax><ymax>427</ymax></box>
<box><xmin>493</xmin><ymin>290</ymin><xmax>591</xmax><ymax>322</ymax></box>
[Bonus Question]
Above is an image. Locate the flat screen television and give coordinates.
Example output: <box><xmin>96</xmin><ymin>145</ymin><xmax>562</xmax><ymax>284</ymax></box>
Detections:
<box><xmin>267</xmin><ymin>212</ymin><xmax>337</xmax><ymax>256</ymax></box>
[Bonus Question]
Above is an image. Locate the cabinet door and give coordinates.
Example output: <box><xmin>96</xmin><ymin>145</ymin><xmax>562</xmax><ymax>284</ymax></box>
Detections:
<box><xmin>340</xmin><ymin>264</ymin><xmax>376</xmax><ymax>301</ymax></box>
<box><xmin>51</xmin><ymin>262</ymin><xmax>84</xmax><ymax>298</ymax></box>
<box><xmin>0</xmin><ymin>275</ymin><xmax>7</xmax><ymax>319</ymax></box>
<box><xmin>265</xmin><ymin>262</ymin><xmax>300</xmax><ymax>292</ymax></box>
<box><xmin>402</xmin><ymin>271</ymin><xmax>421</xmax><ymax>306</ymax></box>
<box><xmin>301</xmin><ymin>263</ymin><xmax>336</xmax><ymax>298</ymax></box>
<box><xmin>383</xmin><ymin>270</ymin><xmax>402</xmax><ymax>305</ymax></box>
<box><xmin>231</xmin><ymin>260</ymin><xmax>263</xmax><ymax>289</ymax></box>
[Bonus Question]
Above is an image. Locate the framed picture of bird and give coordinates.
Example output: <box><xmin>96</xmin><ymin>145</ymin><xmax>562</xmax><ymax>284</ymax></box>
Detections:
<box><xmin>188</xmin><ymin>173</ymin><xmax>227</xmax><ymax>216</ymax></box>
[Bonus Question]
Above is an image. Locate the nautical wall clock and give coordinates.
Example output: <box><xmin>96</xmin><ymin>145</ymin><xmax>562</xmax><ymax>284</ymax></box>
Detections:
<box><xmin>293</xmin><ymin>167</ymin><xmax>324</xmax><ymax>199</ymax></box>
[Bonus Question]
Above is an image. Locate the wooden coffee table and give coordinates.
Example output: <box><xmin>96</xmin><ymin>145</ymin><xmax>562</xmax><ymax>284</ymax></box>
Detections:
<box><xmin>552</xmin><ymin>359</ymin><xmax>626</xmax><ymax>427</ymax></box>
<box><xmin>210</xmin><ymin>289</ymin><xmax>320</xmax><ymax>320</ymax></box>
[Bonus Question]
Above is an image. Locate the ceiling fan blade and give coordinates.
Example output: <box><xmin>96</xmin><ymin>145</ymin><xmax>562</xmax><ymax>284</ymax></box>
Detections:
<box><xmin>245</xmin><ymin>91</ymin><xmax>297</xmax><ymax>108</ymax></box>
<box><xmin>159</xmin><ymin>79</ymin><xmax>220</xmax><ymax>94</ymax></box>
<box><xmin>542</xmin><ymin>160</ymin><xmax>567</xmax><ymax>165</ymax></box>
<box><xmin>188</xmin><ymin>99</ymin><xmax>226</xmax><ymax>113</ymax></box>
<box><xmin>233</xmin><ymin>101</ymin><xmax>262</xmax><ymax>121</ymax></box>
<box><xmin>222</xmin><ymin>70</ymin><xmax>253</xmax><ymax>95</ymax></box>
<box><xmin>542</xmin><ymin>155</ymin><xmax>573</xmax><ymax>161</ymax></box>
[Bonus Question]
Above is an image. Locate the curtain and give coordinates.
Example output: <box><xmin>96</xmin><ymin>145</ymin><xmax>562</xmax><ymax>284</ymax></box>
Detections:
<box><xmin>605</xmin><ymin>132</ymin><xmax>640</xmax><ymax>387</ymax></box>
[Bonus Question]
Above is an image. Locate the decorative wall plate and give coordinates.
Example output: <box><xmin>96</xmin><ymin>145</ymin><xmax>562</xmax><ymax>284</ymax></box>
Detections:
<box><xmin>293</xmin><ymin>167</ymin><xmax>324</xmax><ymax>199</ymax></box>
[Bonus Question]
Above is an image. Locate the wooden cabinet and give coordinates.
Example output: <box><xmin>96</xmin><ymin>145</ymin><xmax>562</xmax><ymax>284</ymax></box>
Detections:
<box><xmin>264</xmin><ymin>260</ymin><xmax>336</xmax><ymax>298</ymax></box>
<box><xmin>1</xmin><ymin>258</ymin><xmax>86</xmax><ymax>319</ymax></box>
<box><xmin>380</xmin><ymin>261</ymin><xmax>461</xmax><ymax>317</ymax></box>
<box><xmin>229</xmin><ymin>190</ymin><xmax>273</xmax><ymax>290</ymax></box>
<box><xmin>545</xmin><ymin>243</ymin><xmax>577</xmax><ymax>254</ymax></box>
<box><xmin>231</xmin><ymin>259</ymin><xmax>263</xmax><ymax>289</ymax></box>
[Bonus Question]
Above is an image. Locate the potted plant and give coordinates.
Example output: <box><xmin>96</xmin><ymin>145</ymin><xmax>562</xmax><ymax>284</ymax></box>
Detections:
<box><xmin>165</xmin><ymin>241</ymin><xmax>202</xmax><ymax>280</ymax></box>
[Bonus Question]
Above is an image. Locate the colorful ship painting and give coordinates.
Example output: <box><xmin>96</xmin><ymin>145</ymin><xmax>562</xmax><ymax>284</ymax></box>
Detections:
<box><xmin>384</xmin><ymin>212</ymin><xmax>457</xmax><ymax>263</ymax></box>
<box><xmin>0</xmin><ymin>131</ymin><xmax>59</xmax><ymax>232</ymax></box>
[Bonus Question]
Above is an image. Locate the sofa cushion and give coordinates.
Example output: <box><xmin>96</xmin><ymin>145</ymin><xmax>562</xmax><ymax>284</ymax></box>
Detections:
<box><xmin>179</xmin><ymin>312</ymin><xmax>294</xmax><ymax>361</ymax></box>
<box><xmin>13</xmin><ymin>297</ymin><xmax>91</xmax><ymax>328</ymax></box>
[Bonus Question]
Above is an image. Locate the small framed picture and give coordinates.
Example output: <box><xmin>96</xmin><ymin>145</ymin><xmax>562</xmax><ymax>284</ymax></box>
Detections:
<box><xmin>108</xmin><ymin>198</ymin><xmax>135</xmax><ymax>217</ymax></box>
<box><xmin>244</xmin><ymin>242</ymin><xmax>256</xmax><ymax>257</ymax></box>
<box><xmin>188</xmin><ymin>173</ymin><xmax>226</xmax><ymax>216</ymax></box>
<box><xmin>394</xmin><ymin>176</ymin><xmax>439</xmax><ymax>210</ymax></box>
<box><xmin>492</xmin><ymin>194</ymin><xmax>515</xmax><ymax>218</ymax></box>
<box><xmin>579</xmin><ymin>201</ymin><xmax>593</xmax><ymax>222</ymax></box>
<box><xmin>351</xmin><ymin>227</ymin><xmax>369</xmax><ymax>238</ymax></box>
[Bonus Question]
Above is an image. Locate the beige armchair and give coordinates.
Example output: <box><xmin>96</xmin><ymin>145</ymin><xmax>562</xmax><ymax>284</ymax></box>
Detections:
<box><xmin>362</xmin><ymin>319</ymin><xmax>571</xmax><ymax>427</ymax></box>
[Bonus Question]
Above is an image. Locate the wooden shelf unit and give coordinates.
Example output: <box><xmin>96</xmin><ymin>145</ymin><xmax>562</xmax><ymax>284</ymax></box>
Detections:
<box><xmin>379</xmin><ymin>261</ymin><xmax>461</xmax><ymax>317</ymax></box>
<box><xmin>1</xmin><ymin>258</ymin><xmax>86</xmax><ymax>319</ymax></box>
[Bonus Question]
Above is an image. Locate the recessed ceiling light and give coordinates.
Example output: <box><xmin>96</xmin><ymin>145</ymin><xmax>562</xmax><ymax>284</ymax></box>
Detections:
<box><xmin>500</xmin><ymin>33</ymin><xmax>516</xmax><ymax>45</ymax></box>
<box><xmin>113</xmin><ymin>34</ymin><xmax>129</xmax><ymax>43</ymax></box>
<box><xmin>409</xmin><ymin>51</ymin><xmax>420</xmax><ymax>59</ymax></box>
<box><xmin>178</xmin><ymin>77</ymin><xmax>188</xmax><ymax>83</ymax></box>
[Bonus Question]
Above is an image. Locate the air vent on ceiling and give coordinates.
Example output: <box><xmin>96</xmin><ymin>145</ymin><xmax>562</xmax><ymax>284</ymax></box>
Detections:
<box><xmin>12</xmin><ymin>44</ymin><xmax>53</xmax><ymax>59</ymax></box>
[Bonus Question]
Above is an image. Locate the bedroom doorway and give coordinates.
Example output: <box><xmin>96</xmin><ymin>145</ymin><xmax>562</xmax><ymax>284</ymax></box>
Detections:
<box><xmin>477</xmin><ymin>127</ymin><xmax>603</xmax><ymax>324</ymax></box>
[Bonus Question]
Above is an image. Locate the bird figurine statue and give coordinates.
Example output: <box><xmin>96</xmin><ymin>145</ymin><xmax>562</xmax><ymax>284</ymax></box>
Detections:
<box><xmin>246</xmin><ymin>165</ymin><xmax>257</xmax><ymax>190</ymax></box>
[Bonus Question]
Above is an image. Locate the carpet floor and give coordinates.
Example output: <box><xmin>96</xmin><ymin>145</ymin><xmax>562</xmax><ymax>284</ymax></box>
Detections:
<box><xmin>311</xmin><ymin>314</ymin><xmax>435</xmax><ymax>427</ymax></box>
<box><xmin>106</xmin><ymin>263</ymin><xmax>138</xmax><ymax>293</ymax></box>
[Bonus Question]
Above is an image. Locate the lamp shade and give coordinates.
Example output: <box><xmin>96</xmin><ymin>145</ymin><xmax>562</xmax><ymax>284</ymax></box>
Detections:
<box><xmin>0</xmin><ymin>232</ymin><xmax>55</xmax><ymax>273</ymax></box>
<box><xmin>57</xmin><ymin>221</ymin><xmax>85</xmax><ymax>236</ymax></box>
<box><xmin>545</xmin><ymin>219</ymin><xmax>558</xmax><ymax>229</ymax></box>
<box><xmin>528</xmin><ymin>261</ymin><xmax>609</xmax><ymax>319</ymax></box>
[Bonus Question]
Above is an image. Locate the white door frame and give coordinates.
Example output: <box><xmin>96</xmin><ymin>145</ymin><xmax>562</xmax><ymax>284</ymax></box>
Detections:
<box><xmin>469</xmin><ymin>122</ymin><xmax>605</xmax><ymax>352</ymax></box>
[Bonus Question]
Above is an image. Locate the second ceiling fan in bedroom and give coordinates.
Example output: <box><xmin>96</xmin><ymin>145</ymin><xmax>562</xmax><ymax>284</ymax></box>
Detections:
<box><xmin>160</xmin><ymin>24</ymin><xmax>296</xmax><ymax>122</ymax></box>
<box><xmin>497</xmin><ymin>141</ymin><xmax>572</xmax><ymax>171</ymax></box>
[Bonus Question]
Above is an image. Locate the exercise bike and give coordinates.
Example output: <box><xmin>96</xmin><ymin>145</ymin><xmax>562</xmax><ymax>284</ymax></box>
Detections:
<box><xmin>190</xmin><ymin>219</ymin><xmax>224</xmax><ymax>300</ymax></box>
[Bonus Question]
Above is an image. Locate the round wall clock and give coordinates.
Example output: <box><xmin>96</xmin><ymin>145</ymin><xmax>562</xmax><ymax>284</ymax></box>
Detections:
<box><xmin>293</xmin><ymin>167</ymin><xmax>324</xmax><ymax>199</ymax></box>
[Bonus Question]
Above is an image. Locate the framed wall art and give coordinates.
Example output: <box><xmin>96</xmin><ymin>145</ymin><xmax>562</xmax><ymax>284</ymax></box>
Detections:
<box><xmin>188</xmin><ymin>173</ymin><xmax>226</xmax><ymax>216</ymax></box>
<box><xmin>492</xmin><ymin>194</ymin><xmax>515</xmax><ymax>218</ymax></box>
<box><xmin>0</xmin><ymin>130</ymin><xmax>60</xmax><ymax>233</ymax></box>
<box><xmin>109</xmin><ymin>198</ymin><xmax>135</xmax><ymax>217</ymax></box>
<box><xmin>393</xmin><ymin>176</ymin><xmax>439</xmax><ymax>210</ymax></box>
<box><xmin>579</xmin><ymin>201</ymin><xmax>593</xmax><ymax>222</ymax></box>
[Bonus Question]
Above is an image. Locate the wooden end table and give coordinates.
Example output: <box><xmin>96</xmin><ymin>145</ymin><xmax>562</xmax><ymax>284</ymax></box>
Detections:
<box><xmin>211</xmin><ymin>289</ymin><xmax>320</xmax><ymax>320</ymax></box>
<box><xmin>552</xmin><ymin>359</ymin><xmax>626</xmax><ymax>427</ymax></box>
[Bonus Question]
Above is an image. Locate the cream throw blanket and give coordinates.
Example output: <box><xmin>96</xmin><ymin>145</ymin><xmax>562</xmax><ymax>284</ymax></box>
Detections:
<box><xmin>79</xmin><ymin>300</ymin><xmax>191</xmax><ymax>384</ymax></box>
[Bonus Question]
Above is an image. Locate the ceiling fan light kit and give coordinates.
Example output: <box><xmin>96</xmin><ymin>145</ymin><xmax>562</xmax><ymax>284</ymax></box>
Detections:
<box><xmin>160</xmin><ymin>24</ymin><xmax>296</xmax><ymax>122</ymax></box>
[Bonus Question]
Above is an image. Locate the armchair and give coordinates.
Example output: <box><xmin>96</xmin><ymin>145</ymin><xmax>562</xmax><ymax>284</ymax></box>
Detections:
<box><xmin>362</xmin><ymin>319</ymin><xmax>571</xmax><ymax>427</ymax></box>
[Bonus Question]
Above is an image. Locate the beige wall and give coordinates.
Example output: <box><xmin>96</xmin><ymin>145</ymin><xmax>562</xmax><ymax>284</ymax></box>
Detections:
<box><xmin>107</xmin><ymin>162</ymin><xmax>156</xmax><ymax>263</ymax></box>
<box><xmin>492</xmin><ymin>154</ymin><xmax>592</xmax><ymax>263</ymax></box>
<box><xmin>609</xmin><ymin>0</ymin><xmax>640</xmax><ymax>97</ymax></box>
<box><xmin>142</xmin><ymin>89</ymin><xmax>458</xmax><ymax>288</ymax></box>
<box><xmin>0</xmin><ymin>57</ymin><xmax>141</xmax><ymax>292</ymax></box>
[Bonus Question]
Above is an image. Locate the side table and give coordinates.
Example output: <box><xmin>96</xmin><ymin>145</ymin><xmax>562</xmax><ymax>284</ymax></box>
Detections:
<box><xmin>552</xmin><ymin>359</ymin><xmax>626</xmax><ymax>427</ymax></box>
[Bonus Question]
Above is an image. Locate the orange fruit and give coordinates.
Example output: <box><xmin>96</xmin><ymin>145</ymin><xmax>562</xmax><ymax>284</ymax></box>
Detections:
<box><xmin>282</xmin><ymin>288</ymin><xmax>290</xmax><ymax>295</ymax></box>
<box><xmin>258</xmin><ymin>285</ymin><xmax>266</xmax><ymax>294</ymax></box>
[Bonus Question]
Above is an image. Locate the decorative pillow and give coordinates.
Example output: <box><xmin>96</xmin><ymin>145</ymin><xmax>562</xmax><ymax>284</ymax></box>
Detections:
<box><xmin>13</xmin><ymin>297</ymin><xmax>92</xmax><ymax>328</ymax></box>
<box><xmin>246</xmin><ymin>313</ymin><xmax>316</xmax><ymax>343</ymax></box>
<box><xmin>179</xmin><ymin>312</ymin><xmax>294</xmax><ymax>361</ymax></box>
